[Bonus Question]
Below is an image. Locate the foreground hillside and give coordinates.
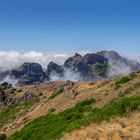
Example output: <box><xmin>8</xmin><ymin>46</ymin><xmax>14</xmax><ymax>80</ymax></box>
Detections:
<box><xmin>0</xmin><ymin>71</ymin><xmax>140</xmax><ymax>139</ymax></box>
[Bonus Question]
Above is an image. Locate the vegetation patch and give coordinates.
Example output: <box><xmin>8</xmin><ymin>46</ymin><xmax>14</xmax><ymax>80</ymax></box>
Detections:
<box><xmin>48</xmin><ymin>87</ymin><xmax>64</xmax><ymax>99</ymax></box>
<box><xmin>48</xmin><ymin>108</ymin><xmax>56</xmax><ymax>113</ymax></box>
<box><xmin>0</xmin><ymin>99</ymin><xmax>38</xmax><ymax>128</ymax></box>
<box><xmin>0</xmin><ymin>133</ymin><xmax>6</xmax><ymax>140</ymax></box>
<box><xmin>16</xmin><ymin>89</ymin><xmax>22</xmax><ymax>93</ymax></box>
<box><xmin>122</xmin><ymin>82</ymin><xmax>140</xmax><ymax>96</ymax></box>
<box><xmin>7</xmin><ymin>96</ymin><xmax>140</xmax><ymax>140</ymax></box>
<box><xmin>115</xmin><ymin>73</ymin><xmax>137</xmax><ymax>89</ymax></box>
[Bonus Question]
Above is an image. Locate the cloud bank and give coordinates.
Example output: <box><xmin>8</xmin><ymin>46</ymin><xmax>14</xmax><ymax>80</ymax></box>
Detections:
<box><xmin>49</xmin><ymin>68</ymin><xmax>82</xmax><ymax>82</ymax></box>
<box><xmin>107</xmin><ymin>58</ymin><xmax>131</xmax><ymax>77</ymax></box>
<box><xmin>0</xmin><ymin>51</ymin><xmax>70</xmax><ymax>71</ymax></box>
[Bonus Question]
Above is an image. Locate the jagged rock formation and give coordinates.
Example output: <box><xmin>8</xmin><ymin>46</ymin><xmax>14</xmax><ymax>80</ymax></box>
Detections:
<box><xmin>0</xmin><ymin>82</ymin><xmax>40</xmax><ymax>109</ymax></box>
<box><xmin>64</xmin><ymin>53</ymin><xmax>108</xmax><ymax>80</ymax></box>
<box><xmin>46</xmin><ymin>62</ymin><xmax>63</xmax><ymax>80</ymax></box>
<box><xmin>12</xmin><ymin>62</ymin><xmax>46</xmax><ymax>85</ymax></box>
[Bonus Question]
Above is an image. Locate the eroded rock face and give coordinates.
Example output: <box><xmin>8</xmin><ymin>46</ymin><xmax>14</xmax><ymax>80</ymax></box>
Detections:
<box><xmin>0</xmin><ymin>82</ymin><xmax>39</xmax><ymax>108</ymax></box>
<box><xmin>64</xmin><ymin>53</ymin><xmax>108</xmax><ymax>80</ymax></box>
<box><xmin>84</xmin><ymin>53</ymin><xmax>108</xmax><ymax>65</ymax></box>
<box><xmin>46</xmin><ymin>62</ymin><xmax>63</xmax><ymax>75</ymax></box>
<box><xmin>12</xmin><ymin>63</ymin><xmax>46</xmax><ymax>85</ymax></box>
<box><xmin>0</xmin><ymin>89</ymin><xmax>6</xmax><ymax>102</ymax></box>
<box><xmin>18</xmin><ymin>92</ymin><xmax>35</xmax><ymax>103</ymax></box>
<box><xmin>0</xmin><ymin>82</ymin><xmax>12</xmax><ymax>103</ymax></box>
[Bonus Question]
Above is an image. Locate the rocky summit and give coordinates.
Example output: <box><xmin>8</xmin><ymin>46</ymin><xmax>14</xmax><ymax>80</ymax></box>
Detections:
<box><xmin>11</xmin><ymin>62</ymin><xmax>46</xmax><ymax>85</ymax></box>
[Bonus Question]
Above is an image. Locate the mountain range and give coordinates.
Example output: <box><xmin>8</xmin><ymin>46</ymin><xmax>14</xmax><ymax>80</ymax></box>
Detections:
<box><xmin>0</xmin><ymin>51</ymin><xmax>140</xmax><ymax>85</ymax></box>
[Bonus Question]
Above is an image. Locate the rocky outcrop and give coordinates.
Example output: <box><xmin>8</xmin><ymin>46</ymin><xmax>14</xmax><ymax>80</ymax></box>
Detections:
<box><xmin>0</xmin><ymin>89</ymin><xmax>6</xmax><ymax>102</ymax></box>
<box><xmin>84</xmin><ymin>53</ymin><xmax>107</xmax><ymax>65</ymax></box>
<box><xmin>0</xmin><ymin>82</ymin><xmax>12</xmax><ymax>90</ymax></box>
<box><xmin>64</xmin><ymin>53</ymin><xmax>91</xmax><ymax>80</ymax></box>
<box><xmin>46</xmin><ymin>62</ymin><xmax>63</xmax><ymax>80</ymax></box>
<box><xmin>18</xmin><ymin>92</ymin><xmax>35</xmax><ymax>103</ymax></box>
<box><xmin>64</xmin><ymin>53</ymin><xmax>108</xmax><ymax>80</ymax></box>
<box><xmin>0</xmin><ymin>82</ymin><xmax>39</xmax><ymax>108</ymax></box>
<box><xmin>12</xmin><ymin>63</ymin><xmax>46</xmax><ymax>85</ymax></box>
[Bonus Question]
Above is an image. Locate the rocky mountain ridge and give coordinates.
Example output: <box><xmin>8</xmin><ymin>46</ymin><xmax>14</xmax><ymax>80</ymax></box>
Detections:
<box><xmin>0</xmin><ymin>51</ymin><xmax>140</xmax><ymax>85</ymax></box>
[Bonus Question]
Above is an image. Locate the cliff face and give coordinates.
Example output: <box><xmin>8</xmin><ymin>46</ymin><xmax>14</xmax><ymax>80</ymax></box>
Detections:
<box><xmin>11</xmin><ymin>62</ymin><xmax>46</xmax><ymax>85</ymax></box>
<box><xmin>64</xmin><ymin>53</ymin><xmax>108</xmax><ymax>80</ymax></box>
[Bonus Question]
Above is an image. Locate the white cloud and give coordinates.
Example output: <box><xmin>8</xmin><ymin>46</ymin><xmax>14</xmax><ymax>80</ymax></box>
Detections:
<box><xmin>50</xmin><ymin>68</ymin><xmax>82</xmax><ymax>82</ymax></box>
<box><xmin>123</xmin><ymin>54</ymin><xmax>140</xmax><ymax>64</ymax></box>
<box><xmin>0</xmin><ymin>75</ymin><xmax>18</xmax><ymax>87</ymax></box>
<box><xmin>107</xmin><ymin>59</ymin><xmax>131</xmax><ymax>77</ymax></box>
<box><xmin>0</xmin><ymin>51</ymin><xmax>70</xmax><ymax>71</ymax></box>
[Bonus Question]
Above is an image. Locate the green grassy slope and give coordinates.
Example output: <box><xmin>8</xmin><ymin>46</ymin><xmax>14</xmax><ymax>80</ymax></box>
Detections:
<box><xmin>7</xmin><ymin>96</ymin><xmax>140</xmax><ymax>140</ymax></box>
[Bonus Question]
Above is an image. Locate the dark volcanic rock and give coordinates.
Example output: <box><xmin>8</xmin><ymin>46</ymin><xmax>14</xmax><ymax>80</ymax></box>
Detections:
<box><xmin>46</xmin><ymin>62</ymin><xmax>63</xmax><ymax>77</ymax></box>
<box><xmin>64</xmin><ymin>53</ymin><xmax>84</xmax><ymax>68</ymax></box>
<box><xmin>0</xmin><ymin>82</ymin><xmax>12</xmax><ymax>89</ymax></box>
<box><xmin>64</xmin><ymin>53</ymin><xmax>108</xmax><ymax>80</ymax></box>
<box><xmin>64</xmin><ymin>53</ymin><xmax>92</xmax><ymax>80</ymax></box>
<box><xmin>84</xmin><ymin>53</ymin><xmax>108</xmax><ymax>65</ymax></box>
<box><xmin>12</xmin><ymin>62</ymin><xmax>46</xmax><ymax>85</ymax></box>
<box><xmin>0</xmin><ymin>89</ymin><xmax>6</xmax><ymax>102</ymax></box>
<box><xmin>18</xmin><ymin>92</ymin><xmax>34</xmax><ymax>103</ymax></box>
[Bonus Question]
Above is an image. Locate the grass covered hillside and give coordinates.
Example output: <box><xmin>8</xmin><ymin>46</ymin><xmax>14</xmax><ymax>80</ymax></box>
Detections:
<box><xmin>7</xmin><ymin>96</ymin><xmax>140</xmax><ymax>140</ymax></box>
<box><xmin>1</xmin><ymin>71</ymin><xmax>140</xmax><ymax>139</ymax></box>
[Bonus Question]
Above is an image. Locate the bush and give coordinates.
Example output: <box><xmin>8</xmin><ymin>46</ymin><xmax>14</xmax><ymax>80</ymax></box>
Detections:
<box><xmin>48</xmin><ymin>108</ymin><xmax>56</xmax><ymax>113</ymax></box>
<box><xmin>38</xmin><ymin>92</ymin><xmax>43</xmax><ymax>96</ymax></box>
<box><xmin>122</xmin><ymin>82</ymin><xmax>140</xmax><ymax>96</ymax></box>
<box><xmin>10</xmin><ymin>88</ymin><xmax>17</xmax><ymax>94</ymax></box>
<box><xmin>16</xmin><ymin>89</ymin><xmax>22</xmax><ymax>93</ymax></box>
<box><xmin>115</xmin><ymin>73</ymin><xmax>137</xmax><ymax>89</ymax></box>
<box><xmin>48</xmin><ymin>87</ymin><xmax>64</xmax><ymax>99</ymax></box>
<box><xmin>0</xmin><ymin>133</ymin><xmax>6</xmax><ymax>140</ymax></box>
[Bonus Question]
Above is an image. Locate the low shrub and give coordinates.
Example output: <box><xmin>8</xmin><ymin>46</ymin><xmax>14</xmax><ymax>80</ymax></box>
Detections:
<box><xmin>48</xmin><ymin>108</ymin><xmax>56</xmax><ymax>113</ymax></box>
<box><xmin>0</xmin><ymin>133</ymin><xmax>6</xmax><ymax>140</ymax></box>
<box><xmin>16</xmin><ymin>89</ymin><xmax>22</xmax><ymax>93</ymax></box>
<box><xmin>115</xmin><ymin>73</ymin><xmax>137</xmax><ymax>89</ymax></box>
<box><xmin>48</xmin><ymin>87</ymin><xmax>64</xmax><ymax>99</ymax></box>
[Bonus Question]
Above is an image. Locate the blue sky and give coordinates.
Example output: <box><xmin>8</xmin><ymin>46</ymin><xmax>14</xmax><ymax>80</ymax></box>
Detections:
<box><xmin>0</xmin><ymin>0</ymin><xmax>140</xmax><ymax>54</ymax></box>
